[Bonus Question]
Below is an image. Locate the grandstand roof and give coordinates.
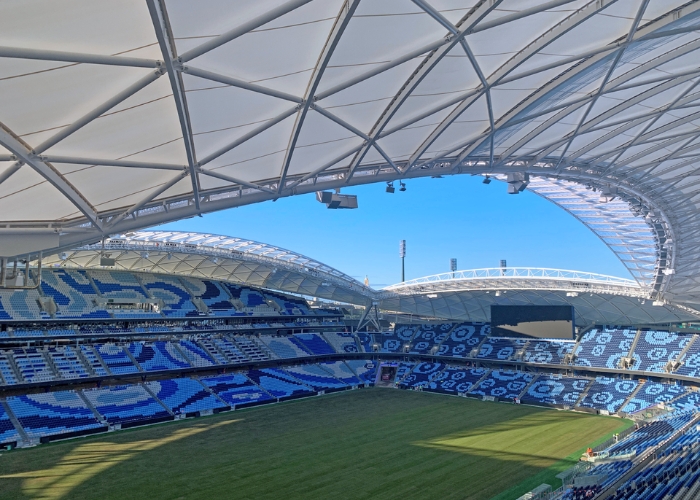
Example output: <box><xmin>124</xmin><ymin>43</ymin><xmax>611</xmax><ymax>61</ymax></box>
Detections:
<box><xmin>3</xmin><ymin>1</ymin><xmax>700</xmax><ymax>310</ymax></box>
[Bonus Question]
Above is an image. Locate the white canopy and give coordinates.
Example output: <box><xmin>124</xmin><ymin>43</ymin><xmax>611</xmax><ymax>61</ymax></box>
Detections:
<box><xmin>2</xmin><ymin>1</ymin><xmax>700</xmax><ymax>308</ymax></box>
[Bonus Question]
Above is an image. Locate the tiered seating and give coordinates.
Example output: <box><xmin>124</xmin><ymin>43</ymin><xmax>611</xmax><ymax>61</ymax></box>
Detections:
<box><xmin>564</xmin><ymin>462</ymin><xmax>633</xmax><ymax>499</ymax></box>
<box><xmin>139</xmin><ymin>274</ymin><xmax>198</xmax><ymax>318</ymax></box>
<box><xmin>607</xmin><ymin>413</ymin><xmax>694</xmax><ymax>457</ymax></box>
<box><xmin>470</xmin><ymin>370</ymin><xmax>533</xmax><ymax>400</ymax></box>
<box><xmin>574</xmin><ymin>327</ymin><xmax>636</xmax><ymax>369</ymax></box>
<box><xmin>344</xmin><ymin>360</ymin><xmax>376</xmax><ymax>385</ymax></box>
<box><xmin>5</xmin><ymin>391</ymin><xmax>103</xmax><ymax>440</ymax></box>
<box><xmin>355</xmin><ymin>332</ymin><xmax>374</xmax><ymax>352</ymax></box>
<box><xmin>210</xmin><ymin>337</ymin><xmax>249</xmax><ymax>363</ymax></box>
<box><xmin>94</xmin><ymin>344</ymin><xmax>139</xmax><ymax>375</ymax></box>
<box><xmin>408</xmin><ymin>324</ymin><xmax>452</xmax><ymax>354</ymax></box>
<box><xmin>521</xmin><ymin>375</ymin><xmax>590</xmax><ymax>406</ymax></box>
<box><xmin>376</xmin><ymin>327</ymin><xmax>415</xmax><ymax>353</ymax></box>
<box><xmin>199</xmin><ymin>373</ymin><xmax>273</xmax><ymax>407</ymax></box>
<box><xmin>322</xmin><ymin>332</ymin><xmax>358</xmax><ymax>353</ymax></box>
<box><xmin>40</xmin><ymin>269</ymin><xmax>110</xmax><ymax>319</ymax></box>
<box><xmin>245</xmin><ymin>368</ymin><xmax>314</xmax><ymax>398</ymax></box>
<box><xmin>259</xmin><ymin>335</ymin><xmax>310</xmax><ymax>358</ymax></box>
<box><xmin>180</xmin><ymin>277</ymin><xmax>237</xmax><ymax>316</ymax></box>
<box><xmin>127</xmin><ymin>342</ymin><xmax>190</xmax><ymax>372</ymax></box>
<box><xmin>436</xmin><ymin>322</ymin><xmax>489</xmax><ymax>357</ymax></box>
<box><xmin>47</xmin><ymin>347</ymin><xmax>90</xmax><ymax>379</ymax></box>
<box><xmin>13</xmin><ymin>349</ymin><xmax>56</xmax><ymax>383</ymax></box>
<box><xmin>577</xmin><ymin>377</ymin><xmax>638</xmax><ymax>414</ymax></box>
<box><xmin>0</xmin><ymin>288</ymin><xmax>47</xmax><ymax>320</ymax></box>
<box><xmin>394</xmin><ymin>362</ymin><xmax>416</xmax><ymax>384</ymax></box>
<box><xmin>232</xmin><ymin>336</ymin><xmax>273</xmax><ymax>361</ymax></box>
<box><xmin>145</xmin><ymin>378</ymin><xmax>228</xmax><ymax>414</ymax></box>
<box><xmin>177</xmin><ymin>340</ymin><xmax>215</xmax><ymax>367</ymax></box>
<box><xmin>0</xmin><ymin>352</ymin><xmax>19</xmax><ymax>384</ymax></box>
<box><xmin>222</xmin><ymin>284</ymin><xmax>277</xmax><ymax>315</ymax></box>
<box><xmin>195</xmin><ymin>338</ymin><xmax>229</xmax><ymax>364</ymax></box>
<box><xmin>318</xmin><ymin>361</ymin><xmax>362</xmax><ymax>385</ymax></box>
<box><xmin>631</xmin><ymin>330</ymin><xmax>692</xmax><ymax>373</ymax></box>
<box><xmin>400</xmin><ymin>362</ymin><xmax>445</xmax><ymax>389</ymax></box>
<box><xmin>12</xmin><ymin>329</ymin><xmax>45</xmax><ymax>337</ymax></box>
<box><xmin>428</xmin><ymin>366</ymin><xmax>489</xmax><ymax>394</ymax></box>
<box><xmin>0</xmin><ymin>403</ymin><xmax>20</xmax><ymax>444</ymax></box>
<box><xmin>283</xmin><ymin>364</ymin><xmax>347</xmax><ymax>390</ymax></box>
<box><xmin>265</xmin><ymin>291</ymin><xmax>311</xmax><ymax>315</ymax></box>
<box><xmin>622</xmin><ymin>382</ymin><xmax>687</xmax><ymax>414</ymax></box>
<box><xmin>89</xmin><ymin>270</ymin><xmax>149</xmax><ymax>300</ymax></box>
<box><xmin>669</xmin><ymin>391</ymin><xmax>700</xmax><ymax>413</ymax></box>
<box><xmin>676</xmin><ymin>340</ymin><xmax>700</xmax><ymax>378</ymax></box>
<box><xmin>83</xmin><ymin>384</ymin><xmax>171</xmax><ymax>424</ymax></box>
<box><xmin>291</xmin><ymin>333</ymin><xmax>334</xmax><ymax>355</ymax></box>
<box><xmin>79</xmin><ymin>346</ymin><xmax>109</xmax><ymax>376</ymax></box>
<box><xmin>476</xmin><ymin>337</ymin><xmax>527</xmax><ymax>361</ymax></box>
<box><xmin>522</xmin><ymin>340</ymin><xmax>574</xmax><ymax>365</ymax></box>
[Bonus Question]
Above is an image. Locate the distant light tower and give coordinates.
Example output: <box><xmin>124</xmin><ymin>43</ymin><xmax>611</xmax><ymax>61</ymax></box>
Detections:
<box><xmin>500</xmin><ymin>259</ymin><xmax>507</xmax><ymax>276</ymax></box>
<box><xmin>399</xmin><ymin>240</ymin><xmax>406</xmax><ymax>282</ymax></box>
<box><xmin>450</xmin><ymin>258</ymin><xmax>457</xmax><ymax>279</ymax></box>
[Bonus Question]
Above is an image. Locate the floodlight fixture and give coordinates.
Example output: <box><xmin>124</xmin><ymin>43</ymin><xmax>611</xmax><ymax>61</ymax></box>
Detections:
<box><xmin>482</xmin><ymin>176</ymin><xmax>491</xmax><ymax>184</ymax></box>
<box><xmin>399</xmin><ymin>181</ymin><xmax>406</xmax><ymax>192</ymax></box>
<box><xmin>386</xmin><ymin>182</ymin><xmax>395</xmax><ymax>193</ymax></box>
<box><xmin>59</xmin><ymin>252</ymin><xmax>67</xmax><ymax>261</ymax></box>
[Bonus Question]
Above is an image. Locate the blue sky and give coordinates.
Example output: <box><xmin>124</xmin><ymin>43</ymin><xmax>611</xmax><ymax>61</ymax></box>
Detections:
<box><xmin>157</xmin><ymin>175</ymin><xmax>630</xmax><ymax>288</ymax></box>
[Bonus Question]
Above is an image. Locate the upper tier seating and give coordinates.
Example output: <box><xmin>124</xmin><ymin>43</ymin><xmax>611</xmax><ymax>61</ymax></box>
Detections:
<box><xmin>259</xmin><ymin>335</ymin><xmax>310</xmax><ymax>358</ymax></box>
<box><xmin>145</xmin><ymin>378</ymin><xmax>227</xmax><ymax>414</ymax></box>
<box><xmin>83</xmin><ymin>384</ymin><xmax>171</xmax><ymax>424</ymax></box>
<box><xmin>470</xmin><ymin>370</ymin><xmax>533</xmax><ymax>400</ymax></box>
<box><xmin>428</xmin><ymin>366</ymin><xmax>489</xmax><ymax>394</ymax></box>
<box><xmin>0</xmin><ymin>403</ymin><xmax>20</xmax><ymax>444</ymax></box>
<box><xmin>476</xmin><ymin>337</ymin><xmax>527</xmax><ymax>361</ymax></box>
<box><xmin>436</xmin><ymin>323</ymin><xmax>489</xmax><ymax>357</ymax></box>
<box><xmin>621</xmin><ymin>382</ymin><xmax>687</xmax><ymax>414</ymax></box>
<box><xmin>522</xmin><ymin>340</ymin><xmax>574</xmax><ymax>365</ymax></box>
<box><xmin>264</xmin><ymin>290</ymin><xmax>310</xmax><ymax>315</ymax></box>
<box><xmin>223</xmin><ymin>284</ymin><xmax>277</xmax><ymax>315</ymax></box>
<box><xmin>376</xmin><ymin>328</ymin><xmax>415</xmax><ymax>353</ymax></box>
<box><xmin>322</xmin><ymin>332</ymin><xmax>358</xmax><ymax>353</ymax></box>
<box><xmin>355</xmin><ymin>332</ymin><xmax>374</xmax><ymax>353</ymax></box>
<box><xmin>343</xmin><ymin>360</ymin><xmax>376</xmax><ymax>385</ymax></box>
<box><xmin>127</xmin><ymin>342</ymin><xmax>190</xmax><ymax>372</ymax></box>
<box><xmin>283</xmin><ymin>364</ymin><xmax>347</xmax><ymax>390</ymax></box>
<box><xmin>40</xmin><ymin>269</ymin><xmax>110</xmax><ymax>319</ymax></box>
<box><xmin>0</xmin><ymin>288</ymin><xmax>48</xmax><ymax>320</ymax></box>
<box><xmin>5</xmin><ymin>391</ymin><xmax>103</xmax><ymax>440</ymax></box>
<box><xmin>521</xmin><ymin>375</ymin><xmax>590</xmax><ymax>406</ymax></box>
<box><xmin>574</xmin><ymin>327</ymin><xmax>636</xmax><ymax>369</ymax></box>
<box><xmin>199</xmin><ymin>373</ymin><xmax>272</xmax><ymax>407</ymax></box>
<box><xmin>631</xmin><ymin>330</ymin><xmax>692</xmax><ymax>373</ymax></box>
<box><xmin>47</xmin><ymin>347</ymin><xmax>90</xmax><ymax>379</ymax></box>
<box><xmin>13</xmin><ymin>348</ymin><xmax>56</xmax><ymax>383</ymax></box>
<box><xmin>89</xmin><ymin>270</ymin><xmax>149</xmax><ymax>301</ymax></box>
<box><xmin>139</xmin><ymin>274</ymin><xmax>199</xmax><ymax>318</ymax></box>
<box><xmin>577</xmin><ymin>377</ymin><xmax>638</xmax><ymax>414</ymax></box>
<box><xmin>291</xmin><ymin>333</ymin><xmax>335</xmax><ymax>355</ymax></box>
<box><xmin>675</xmin><ymin>339</ymin><xmax>700</xmax><ymax>378</ymax></box>
<box><xmin>408</xmin><ymin>324</ymin><xmax>452</xmax><ymax>355</ymax></box>
<box><xmin>245</xmin><ymin>368</ymin><xmax>315</xmax><ymax>398</ymax></box>
<box><xmin>400</xmin><ymin>362</ymin><xmax>446</xmax><ymax>389</ymax></box>
<box><xmin>318</xmin><ymin>361</ymin><xmax>362</xmax><ymax>385</ymax></box>
<box><xmin>94</xmin><ymin>344</ymin><xmax>139</xmax><ymax>375</ymax></box>
<box><xmin>79</xmin><ymin>346</ymin><xmax>108</xmax><ymax>377</ymax></box>
<box><xmin>180</xmin><ymin>277</ymin><xmax>238</xmax><ymax>316</ymax></box>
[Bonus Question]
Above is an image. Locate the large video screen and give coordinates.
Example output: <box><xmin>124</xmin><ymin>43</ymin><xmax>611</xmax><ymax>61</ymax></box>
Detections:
<box><xmin>491</xmin><ymin>305</ymin><xmax>575</xmax><ymax>339</ymax></box>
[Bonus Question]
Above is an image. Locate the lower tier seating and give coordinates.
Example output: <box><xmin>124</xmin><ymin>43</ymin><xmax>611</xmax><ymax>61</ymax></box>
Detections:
<box><xmin>246</xmin><ymin>368</ymin><xmax>315</xmax><ymax>399</ymax></box>
<box><xmin>470</xmin><ymin>370</ymin><xmax>533</xmax><ymax>400</ymax></box>
<box><xmin>283</xmin><ymin>364</ymin><xmax>347</xmax><ymax>390</ymax></box>
<box><xmin>82</xmin><ymin>385</ymin><xmax>171</xmax><ymax>424</ymax></box>
<box><xmin>521</xmin><ymin>375</ymin><xmax>590</xmax><ymax>406</ymax></box>
<box><xmin>146</xmin><ymin>378</ymin><xmax>228</xmax><ymax>414</ymax></box>
<box><xmin>428</xmin><ymin>366</ymin><xmax>489</xmax><ymax>394</ymax></box>
<box><xmin>400</xmin><ymin>362</ymin><xmax>446</xmax><ymax>389</ymax></box>
<box><xmin>199</xmin><ymin>373</ymin><xmax>273</xmax><ymax>407</ymax></box>
<box><xmin>576</xmin><ymin>376</ymin><xmax>638</xmax><ymax>414</ymax></box>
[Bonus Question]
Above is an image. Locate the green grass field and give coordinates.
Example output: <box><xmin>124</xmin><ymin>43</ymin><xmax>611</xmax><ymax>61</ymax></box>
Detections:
<box><xmin>0</xmin><ymin>389</ymin><xmax>631</xmax><ymax>500</ymax></box>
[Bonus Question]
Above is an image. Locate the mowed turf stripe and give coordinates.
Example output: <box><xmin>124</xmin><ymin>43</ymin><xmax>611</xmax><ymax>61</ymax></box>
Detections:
<box><xmin>0</xmin><ymin>388</ymin><xmax>626</xmax><ymax>500</ymax></box>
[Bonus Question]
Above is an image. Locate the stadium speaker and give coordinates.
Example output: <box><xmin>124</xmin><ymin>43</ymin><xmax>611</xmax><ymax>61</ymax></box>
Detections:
<box><xmin>100</xmin><ymin>257</ymin><xmax>116</xmax><ymax>267</ymax></box>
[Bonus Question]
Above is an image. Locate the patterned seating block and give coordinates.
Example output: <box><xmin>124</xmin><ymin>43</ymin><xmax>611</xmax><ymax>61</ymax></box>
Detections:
<box><xmin>89</xmin><ymin>270</ymin><xmax>148</xmax><ymax>300</ymax></box>
<box><xmin>128</xmin><ymin>342</ymin><xmax>190</xmax><ymax>372</ymax></box>
<box><xmin>292</xmin><ymin>333</ymin><xmax>335</xmax><ymax>355</ymax></box>
<box><xmin>522</xmin><ymin>375</ymin><xmax>590</xmax><ymax>406</ymax></box>
<box><xmin>0</xmin><ymin>353</ymin><xmax>19</xmax><ymax>385</ymax></box>
<box><xmin>83</xmin><ymin>385</ymin><xmax>170</xmax><ymax>424</ymax></box>
<box><xmin>199</xmin><ymin>373</ymin><xmax>272</xmax><ymax>407</ymax></box>
<box><xmin>177</xmin><ymin>340</ymin><xmax>215</xmax><ymax>367</ymax></box>
<box><xmin>140</xmin><ymin>274</ymin><xmax>198</xmax><ymax>315</ymax></box>
<box><xmin>577</xmin><ymin>377</ymin><xmax>638</xmax><ymax>413</ymax></box>
<box><xmin>668</xmin><ymin>391</ymin><xmax>700</xmax><ymax>412</ymax></box>
<box><xmin>476</xmin><ymin>337</ymin><xmax>527</xmax><ymax>361</ymax></box>
<box><xmin>437</xmin><ymin>323</ymin><xmax>490</xmax><ymax>357</ymax></box>
<box><xmin>408</xmin><ymin>323</ymin><xmax>452</xmax><ymax>354</ymax></box>
<box><xmin>376</xmin><ymin>329</ymin><xmax>414</xmax><ymax>353</ymax></box>
<box><xmin>47</xmin><ymin>347</ymin><xmax>90</xmax><ymax>379</ymax></box>
<box><xmin>95</xmin><ymin>344</ymin><xmax>139</xmax><ymax>375</ymax></box>
<box><xmin>355</xmin><ymin>332</ymin><xmax>374</xmax><ymax>353</ymax></box>
<box><xmin>676</xmin><ymin>340</ymin><xmax>700</xmax><ymax>378</ymax></box>
<box><xmin>6</xmin><ymin>391</ymin><xmax>103</xmax><ymax>439</ymax></box>
<box><xmin>145</xmin><ymin>378</ymin><xmax>227</xmax><ymax>414</ymax></box>
<box><xmin>471</xmin><ymin>370</ymin><xmax>533</xmax><ymax>400</ymax></box>
<box><xmin>632</xmin><ymin>330</ymin><xmax>692</xmax><ymax>373</ymax></box>
<box><xmin>318</xmin><ymin>361</ymin><xmax>361</xmax><ymax>385</ymax></box>
<box><xmin>0</xmin><ymin>404</ymin><xmax>19</xmax><ymax>444</ymax></box>
<box><xmin>260</xmin><ymin>335</ymin><xmax>309</xmax><ymax>358</ymax></box>
<box><xmin>322</xmin><ymin>332</ymin><xmax>359</xmax><ymax>353</ymax></box>
<box><xmin>428</xmin><ymin>367</ymin><xmax>489</xmax><ymax>394</ymax></box>
<box><xmin>522</xmin><ymin>340</ymin><xmax>575</xmax><ymax>365</ymax></box>
<box><xmin>246</xmin><ymin>368</ymin><xmax>314</xmax><ymax>398</ymax></box>
<box><xmin>41</xmin><ymin>269</ymin><xmax>110</xmax><ymax>319</ymax></box>
<box><xmin>394</xmin><ymin>362</ymin><xmax>416</xmax><ymax>384</ymax></box>
<box><xmin>401</xmin><ymin>362</ymin><xmax>446</xmax><ymax>388</ymax></box>
<box><xmin>574</xmin><ymin>328</ymin><xmax>636</xmax><ymax>369</ymax></box>
<box><xmin>283</xmin><ymin>364</ymin><xmax>348</xmax><ymax>390</ymax></box>
<box><xmin>621</xmin><ymin>383</ymin><xmax>687</xmax><ymax>414</ymax></box>
<box><xmin>343</xmin><ymin>360</ymin><xmax>377</xmax><ymax>385</ymax></box>
<box><xmin>232</xmin><ymin>336</ymin><xmax>272</xmax><ymax>361</ymax></box>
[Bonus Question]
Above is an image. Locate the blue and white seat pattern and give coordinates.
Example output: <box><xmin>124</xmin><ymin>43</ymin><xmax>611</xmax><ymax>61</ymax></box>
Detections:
<box><xmin>260</xmin><ymin>335</ymin><xmax>310</xmax><ymax>358</ymax></box>
<box><xmin>632</xmin><ymin>330</ymin><xmax>691</xmax><ymax>373</ymax></box>
<box><xmin>470</xmin><ymin>370</ymin><xmax>533</xmax><ymax>400</ymax></box>
<box><xmin>291</xmin><ymin>333</ymin><xmax>335</xmax><ymax>355</ymax></box>
<box><xmin>476</xmin><ymin>337</ymin><xmax>527</xmax><ymax>361</ymax></box>
<box><xmin>408</xmin><ymin>324</ymin><xmax>451</xmax><ymax>354</ymax></box>
<box><xmin>522</xmin><ymin>340</ymin><xmax>575</xmax><ymax>365</ymax></box>
<box><xmin>621</xmin><ymin>382</ymin><xmax>687</xmax><ymax>414</ymax></box>
<box><xmin>574</xmin><ymin>327</ymin><xmax>637</xmax><ymax>369</ymax></box>
<box><xmin>577</xmin><ymin>377</ymin><xmax>638</xmax><ymax>414</ymax></box>
<box><xmin>428</xmin><ymin>366</ymin><xmax>489</xmax><ymax>394</ymax></box>
<box><xmin>318</xmin><ymin>361</ymin><xmax>362</xmax><ymax>385</ymax></box>
<box><xmin>246</xmin><ymin>368</ymin><xmax>314</xmax><ymax>398</ymax></box>
<box><xmin>145</xmin><ymin>378</ymin><xmax>227</xmax><ymax>414</ymax></box>
<box><xmin>82</xmin><ymin>384</ymin><xmax>170</xmax><ymax>424</ymax></box>
<box><xmin>283</xmin><ymin>364</ymin><xmax>347</xmax><ymax>390</ymax></box>
<box><xmin>436</xmin><ymin>323</ymin><xmax>489</xmax><ymax>357</ymax></box>
<box><xmin>322</xmin><ymin>332</ymin><xmax>358</xmax><ymax>353</ymax></box>
<box><xmin>400</xmin><ymin>362</ymin><xmax>445</xmax><ymax>389</ymax></box>
<box><xmin>522</xmin><ymin>375</ymin><xmax>590</xmax><ymax>406</ymax></box>
<box><xmin>199</xmin><ymin>373</ymin><xmax>272</xmax><ymax>407</ymax></box>
<box><xmin>343</xmin><ymin>360</ymin><xmax>376</xmax><ymax>385</ymax></box>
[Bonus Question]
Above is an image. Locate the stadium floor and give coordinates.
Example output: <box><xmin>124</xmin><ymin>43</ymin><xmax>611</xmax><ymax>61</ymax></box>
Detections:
<box><xmin>0</xmin><ymin>389</ymin><xmax>630</xmax><ymax>500</ymax></box>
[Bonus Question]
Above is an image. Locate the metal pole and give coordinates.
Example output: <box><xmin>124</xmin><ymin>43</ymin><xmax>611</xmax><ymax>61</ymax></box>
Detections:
<box><xmin>402</xmin><ymin>256</ymin><xmax>405</xmax><ymax>282</ymax></box>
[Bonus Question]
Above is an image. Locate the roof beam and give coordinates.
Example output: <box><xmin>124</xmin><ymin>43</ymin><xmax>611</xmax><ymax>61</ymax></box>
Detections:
<box><xmin>277</xmin><ymin>0</ymin><xmax>361</xmax><ymax>194</ymax></box>
<box><xmin>0</xmin><ymin>46</ymin><xmax>160</xmax><ymax>68</ymax></box>
<box><xmin>147</xmin><ymin>0</ymin><xmax>201</xmax><ymax>211</ymax></box>
<box><xmin>42</xmin><ymin>156</ymin><xmax>187</xmax><ymax>171</ymax></box>
<box><xmin>181</xmin><ymin>66</ymin><xmax>303</xmax><ymax>103</ymax></box>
